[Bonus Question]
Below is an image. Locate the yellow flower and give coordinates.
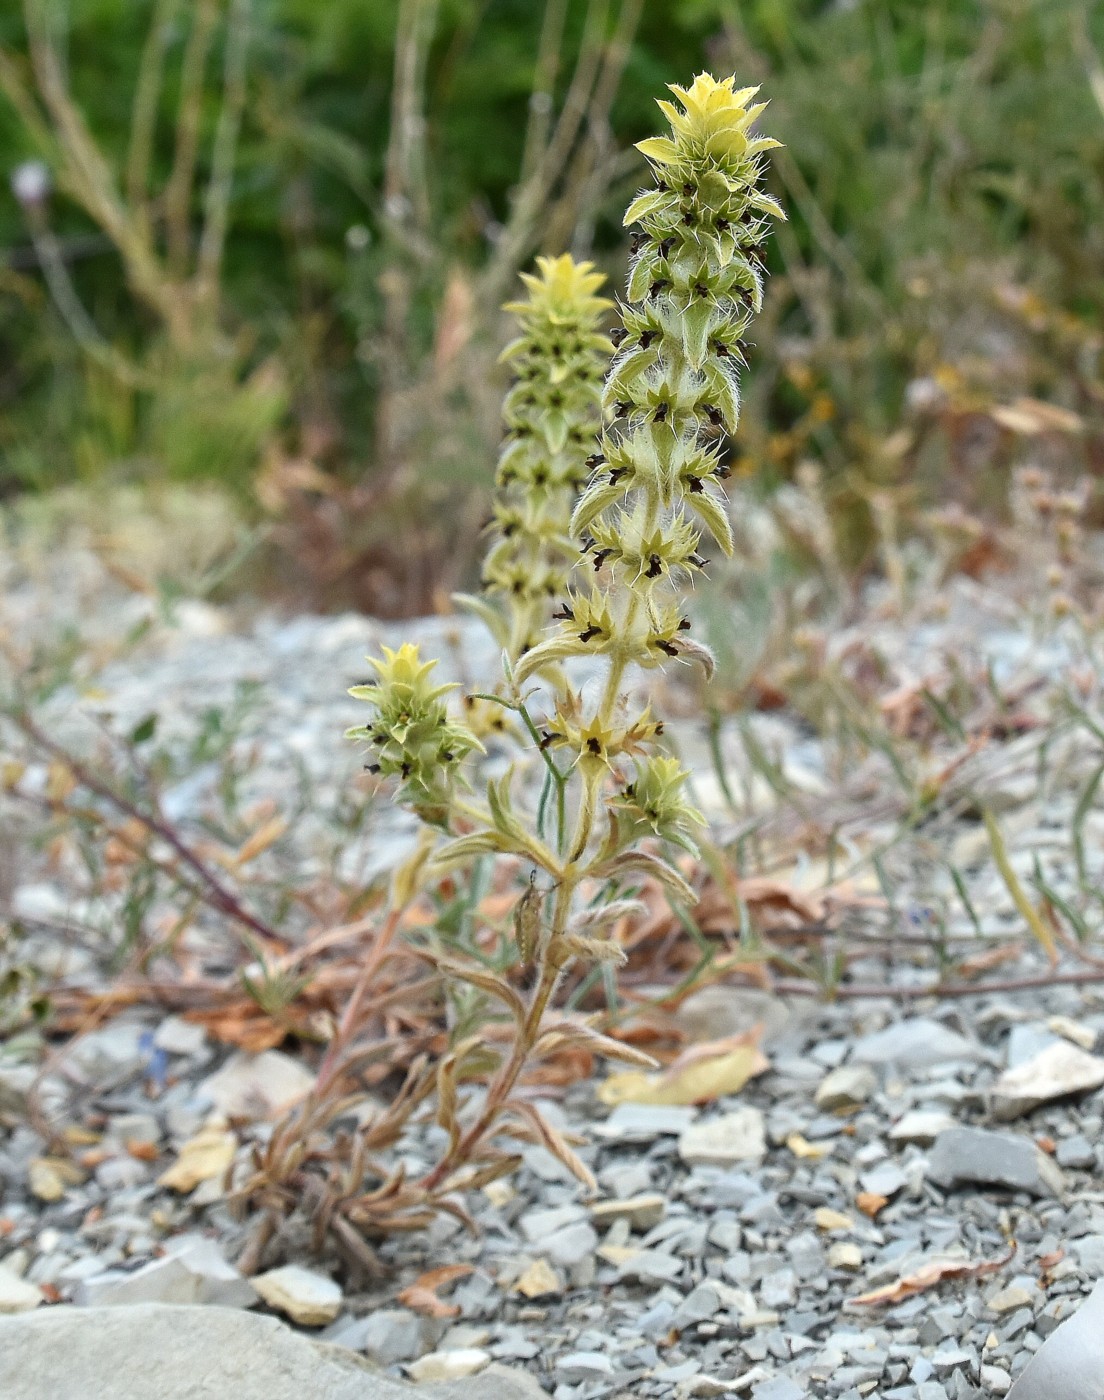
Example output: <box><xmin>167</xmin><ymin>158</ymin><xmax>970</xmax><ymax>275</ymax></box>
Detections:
<box><xmin>636</xmin><ymin>73</ymin><xmax>781</xmax><ymax>171</ymax></box>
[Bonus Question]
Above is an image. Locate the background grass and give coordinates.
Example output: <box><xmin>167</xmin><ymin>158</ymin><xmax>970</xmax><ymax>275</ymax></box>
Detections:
<box><xmin>1</xmin><ymin>0</ymin><xmax>1102</xmax><ymax>610</ymax></box>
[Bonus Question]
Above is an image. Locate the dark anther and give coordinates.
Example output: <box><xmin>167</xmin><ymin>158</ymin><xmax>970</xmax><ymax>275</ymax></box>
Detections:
<box><xmin>715</xmin><ymin>342</ymin><xmax>729</xmax><ymax>357</ymax></box>
<box><xmin>610</xmin><ymin>327</ymin><xmax>627</xmax><ymax>347</ymax></box>
<box><xmin>622</xmin><ymin>783</ymin><xmax>636</xmax><ymax>799</ymax></box>
<box><xmin>539</xmin><ymin>731</ymin><xmax>554</xmax><ymax>750</ymax></box>
<box><xmin>704</xmin><ymin>404</ymin><xmax>724</xmax><ymax>426</ymax></box>
<box><xmin>629</xmin><ymin>231</ymin><xmax>647</xmax><ymax>253</ymax></box>
<box><xmin>656</xmin><ymin>640</ymin><xmax>679</xmax><ymax>657</ymax></box>
<box><xmin>532</xmin><ymin>468</ymin><xmax>548</xmax><ymax>486</ymax></box>
<box><xmin>580</xmin><ymin>535</ymin><xmax>595</xmax><ymax>552</ymax></box>
<box><xmin>502</xmin><ymin>521</ymin><xmax>517</xmax><ymax>537</ymax></box>
<box><xmin>441</xmin><ymin>751</ymin><xmax>454</xmax><ymax>763</ymax></box>
<box><xmin>682</xmin><ymin>182</ymin><xmax>694</xmax><ymax>196</ymax></box>
<box><xmin>608</xmin><ymin>467</ymin><xmax>627</xmax><ymax>485</ymax></box>
<box><xmin>715</xmin><ymin>463</ymin><xmax>732</xmax><ymax>479</ymax></box>
<box><xmin>694</xmin><ymin>282</ymin><xmax>709</xmax><ymax>297</ymax></box>
<box><xmin>687</xmin><ymin>475</ymin><xmax>703</xmax><ymax>493</ymax></box>
<box><xmin>678</xmin><ymin>617</ymin><xmax>692</xmax><ymax>631</ymax></box>
<box><xmin>400</xmin><ymin>761</ymin><xmax>412</xmax><ymax>778</ymax></box>
<box><xmin>579</xmin><ymin>625</ymin><xmax>602</xmax><ymax>644</ymax></box>
<box><xmin>716</xmin><ymin>217</ymin><xmax>730</xmax><ymax>232</ymax></box>
<box><xmin>587</xmin><ymin>737</ymin><xmax>602</xmax><ymax>755</ymax></box>
<box><xmin>649</xmin><ymin>279</ymin><xmax>668</xmax><ymax>298</ymax></box>
<box><xmin>592</xmin><ymin>548</ymin><xmax>614</xmax><ymax>570</ymax></box>
<box><xmin>690</xmin><ymin>553</ymin><xmax>709</xmax><ymax>570</ymax></box>
<box><xmin>646</xmin><ymin>553</ymin><xmax>663</xmax><ymax>578</ymax></box>
<box><xmin>639</xmin><ymin>330</ymin><xmax>656</xmax><ymax>349</ymax></box>
<box><xmin>654</xmin><ymin>402</ymin><xmax>669</xmax><ymax>423</ymax></box>
<box><xmin>552</xmin><ymin>604</ymin><xmax>574</xmax><ymax>622</ymax></box>
<box><xmin>655</xmin><ymin>721</ymin><xmax>665</xmax><ymax>734</ymax></box>
<box><xmin>511</xmin><ymin>580</ymin><xmax>525</xmax><ymax>594</ymax></box>
<box><xmin>658</xmin><ymin>237</ymin><xmax>675</xmax><ymax>258</ymax></box>
<box><xmin>585</xmin><ymin>452</ymin><xmax>604</xmax><ymax>470</ymax></box>
<box><xmin>614</xmin><ymin>401</ymin><xmax>631</xmax><ymax>419</ymax></box>
<box><xmin>365</xmin><ymin>763</ymin><xmax>381</xmax><ymax>774</ymax></box>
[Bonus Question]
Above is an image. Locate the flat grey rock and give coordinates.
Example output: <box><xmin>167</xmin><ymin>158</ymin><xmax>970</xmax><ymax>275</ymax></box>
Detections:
<box><xmin>0</xmin><ymin>1304</ymin><xmax>548</xmax><ymax>1399</ymax></box>
<box><xmin>1007</xmin><ymin>1281</ymin><xmax>1104</xmax><ymax>1399</ymax></box>
<box><xmin>850</xmin><ymin>1018</ymin><xmax>978</xmax><ymax>1069</ymax></box>
<box><xmin>926</xmin><ymin>1127</ymin><xmax>1064</xmax><ymax>1198</ymax></box>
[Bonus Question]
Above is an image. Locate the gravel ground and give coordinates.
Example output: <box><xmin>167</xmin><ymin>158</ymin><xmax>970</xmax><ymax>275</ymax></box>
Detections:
<box><xmin>2</xmin><ymin>534</ymin><xmax>1104</xmax><ymax>1398</ymax></box>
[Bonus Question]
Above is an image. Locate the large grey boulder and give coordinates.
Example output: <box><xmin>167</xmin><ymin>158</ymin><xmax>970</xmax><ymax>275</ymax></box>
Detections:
<box><xmin>1008</xmin><ymin>1282</ymin><xmax>1104</xmax><ymax>1400</ymax></box>
<box><xmin>0</xmin><ymin>1303</ymin><xmax>548</xmax><ymax>1399</ymax></box>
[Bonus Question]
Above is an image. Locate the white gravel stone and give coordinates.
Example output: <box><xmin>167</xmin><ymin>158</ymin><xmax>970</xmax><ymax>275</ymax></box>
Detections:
<box><xmin>982</xmin><ymin>1362</ymin><xmax>1012</xmax><ymax>1395</ymax></box>
<box><xmin>590</xmin><ymin>1193</ymin><xmax>666</xmax><ymax>1231</ymax></box>
<box><xmin>154</xmin><ymin>1017</ymin><xmax>209</xmax><ymax>1056</ymax></box>
<box><xmin>678</xmin><ymin>1108</ymin><xmax>766</xmax><ymax>1166</ymax></box>
<box><xmin>405</xmin><ymin>1348</ymin><xmax>490</xmax><ymax>1381</ymax></box>
<box><xmin>990</xmin><ymin>1041</ymin><xmax>1104</xmax><ymax>1121</ymax></box>
<box><xmin>0</xmin><ymin>1265</ymin><xmax>43</xmax><ymax>1314</ymax></box>
<box><xmin>199</xmin><ymin>1051</ymin><xmax>315</xmax><ymax>1121</ymax></box>
<box><xmin>815</xmin><ymin>1064</ymin><xmax>877</xmax><ymax>1111</ymax></box>
<box><xmin>253</xmin><ymin>1264</ymin><xmax>342</xmax><ymax>1326</ymax></box>
<box><xmin>889</xmin><ymin>1109</ymin><xmax>958</xmax><ymax>1144</ymax></box>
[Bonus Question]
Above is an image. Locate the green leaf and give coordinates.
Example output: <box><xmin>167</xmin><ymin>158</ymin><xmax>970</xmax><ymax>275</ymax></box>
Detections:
<box><xmin>129</xmin><ymin>714</ymin><xmax>158</xmax><ymax>745</ymax></box>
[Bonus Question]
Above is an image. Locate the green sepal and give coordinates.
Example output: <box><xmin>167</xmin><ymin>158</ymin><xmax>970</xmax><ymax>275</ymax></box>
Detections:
<box><xmin>571</xmin><ymin>480</ymin><xmax>628</xmax><ymax>537</ymax></box>
<box><xmin>623</xmin><ymin>188</ymin><xmax>675</xmax><ymax>226</ymax></box>
<box><xmin>687</xmin><ymin>489</ymin><xmax>734</xmax><ymax>556</ymax></box>
<box><xmin>680</xmin><ymin>298</ymin><xmax>716</xmax><ymax>370</ymax></box>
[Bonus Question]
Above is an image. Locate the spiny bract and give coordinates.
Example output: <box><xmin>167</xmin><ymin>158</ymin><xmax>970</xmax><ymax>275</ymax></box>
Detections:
<box><xmin>476</xmin><ymin>254</ymin><xmax>612</xmax><ymax>660</ymax></box>
<box><xmin>516</xmin><ymin>73</ymin><xmax>783</xmax><ymax>696</ymax></box>
<box><xmin>345</xmin><ymin>643</ymin><xmax>482</xmax><ymax>823</ymax></box>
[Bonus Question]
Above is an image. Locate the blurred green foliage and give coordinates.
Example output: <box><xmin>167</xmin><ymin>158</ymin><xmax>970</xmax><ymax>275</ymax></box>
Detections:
<box><xmin>1</xmin><ymin>0</ymin><xmax>1102</xmax><ymax>598</ymax></box>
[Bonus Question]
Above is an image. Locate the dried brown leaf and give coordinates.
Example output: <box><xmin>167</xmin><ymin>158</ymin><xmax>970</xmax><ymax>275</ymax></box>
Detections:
<box><xmin>853</xmin><ymin>1244</ymin><xmax>1016</xmax><ymax>1306</ymax></box>
<box><xmin>397</xmin><ymin>1263</ymin><xmax>474</xmax><ymax>1318</ymax></box>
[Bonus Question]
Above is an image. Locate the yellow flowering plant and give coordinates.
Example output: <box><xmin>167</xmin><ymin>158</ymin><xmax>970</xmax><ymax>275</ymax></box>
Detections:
<box><xmin>239</xmin><ymin>76</ymin><xmax>783</xmax><ymax>1255</ymax></box>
